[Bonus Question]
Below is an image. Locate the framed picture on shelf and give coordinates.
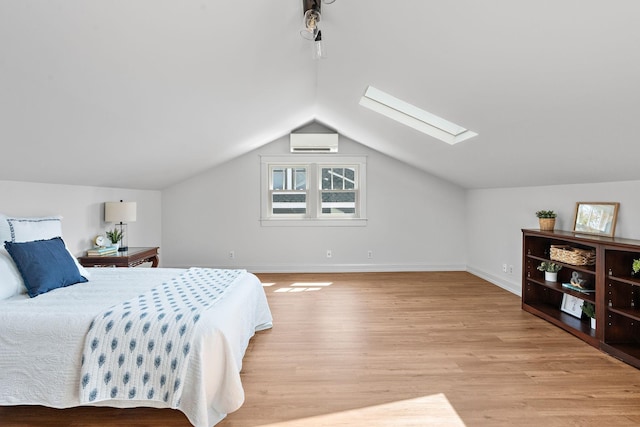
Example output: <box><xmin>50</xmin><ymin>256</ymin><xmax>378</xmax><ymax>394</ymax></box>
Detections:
<box><xmin>573</xmin><ymin>202</ymin><xmax>619</xmax><ymax>237</ymax></box>
<box><xmin>561</xmin><ymin>294</ymin><xmax>583</xmax><ymax>318</ymax></box>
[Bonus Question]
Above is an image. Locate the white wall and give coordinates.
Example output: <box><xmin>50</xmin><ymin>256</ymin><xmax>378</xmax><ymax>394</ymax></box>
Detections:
<box><xmin>161</xmin><ymin>135</ymin><xmax>468</xmax><ymax>272</ymax></box>
<box><xmin>7</xmin><ymin>164</ymin><xmax>638</xmax><ymax>292</ymax></box>
<box><xmin>0</xmin><ymin>180</ymin><xmax>162</xmax><ymax>259</ymax></box>
<box><xmin>7</xmin><ymin>159</ymin><xmax>638</xmax><ymax>290</ymax></box>
<box><xmin>466</xmin><ymin>180</ymin><xmax>640</xmax><ymax>295</ymax></box>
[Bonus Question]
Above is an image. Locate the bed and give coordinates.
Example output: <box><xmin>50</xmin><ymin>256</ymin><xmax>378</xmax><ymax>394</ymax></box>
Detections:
<box><xmin>0</xmin><ymin>215</ymin><xmax>272</xmax><ymax>427</ymax></box>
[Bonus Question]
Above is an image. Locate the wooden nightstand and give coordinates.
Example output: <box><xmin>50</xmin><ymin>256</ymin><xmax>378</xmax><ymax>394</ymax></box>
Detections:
<box><xmin>78</xmin><ymin>247</ymin><xmax>159</xmax><ymax>268</ymax></box>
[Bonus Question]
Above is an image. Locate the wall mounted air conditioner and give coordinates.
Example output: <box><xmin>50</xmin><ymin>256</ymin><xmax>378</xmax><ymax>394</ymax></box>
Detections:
<box><xmin>290</xmin><ymin>133</ymin><xmax>338</xmax><ymax>153</ymax></box>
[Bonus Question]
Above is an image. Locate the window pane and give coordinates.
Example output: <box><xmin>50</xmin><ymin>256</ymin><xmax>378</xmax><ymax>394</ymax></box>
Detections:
<box><xmin>272</xmin><ymin>192</ymin><xmax>306</xmax><ymax>214</ymax></box>
<box><xmin>321</xmin><ymin>168</ymin><xmax>331</xmax><ymax>190</ymax></box>
<box><xmin>321</xmin><ymin>191</ymin><xmax>356</xmax><ymax>214</ymax></box>
<box><xmin>272</xmin><ymin>168</ymin><xmax>284</xmax><ymax>190</ymax></box>
<box><xmin>344</xmin><ymin>168</ymin><xmax>355</xmax><ymax>189</ymax></box>
<box><xmin>321</xmin><ymin>167</ymin><xmax>356</xmax><ymax>191</ymax></box>
<box><xmin>294</xmin><ymin>168</ymin><xmax>306</xmax><ymax>190</ymax></box>
<box><xmin>272</xmin><ymin>167</ymin><xmax>307</xmax><ymax>191</ymax></box>
<box><xmin>332</xmin><ymin>168</ymin><xmax>344</xmax><ymax>190</ymax></box>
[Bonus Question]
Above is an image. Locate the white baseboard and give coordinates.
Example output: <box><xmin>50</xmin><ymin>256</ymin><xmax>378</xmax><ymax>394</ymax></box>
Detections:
<box><xmin>466</xmin><ymin>266</ymin><xmax>521</xmax><ymax>296</ymax></box>
<box><xmin>248</xmin><ymin>264</ymin><xmax>468</xmax><ymax>273</ymax></box>
<box><xmin>173</xmin><ymin>263</ymin><xmax>467</xmax><ymax>273</ymax></box>
<box><xmin>168</xmin><ymin>263</ymin><xmax>520</xmax><ymax>296</ymax></box>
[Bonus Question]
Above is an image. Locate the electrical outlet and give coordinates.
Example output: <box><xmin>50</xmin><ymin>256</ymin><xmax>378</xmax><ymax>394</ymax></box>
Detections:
<box><xmin>502</xmin><ymin>263</ymin><xmax>507</xmax><ymax>273</ymax></box>
<box><xmin>367</xmin><ymin>250</ymin><xmax>373</xmax><ymax>259</ymax></box>
<box><xmin>326</xmin><ymin>249</ymin><xmax>332</xmax><ymax>258</ymax></box>
<box><xmin>229</xmin><ymin>251</ymin><xmax>235</xmax><ymax>259</ymax></box>
<box><xmin>509</xmin><ymin>265</ymin><xmax>514</xmax><ymax>274</ymax></box>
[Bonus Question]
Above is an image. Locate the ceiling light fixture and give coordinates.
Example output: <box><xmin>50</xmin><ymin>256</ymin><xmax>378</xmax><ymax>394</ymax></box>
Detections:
<box><xmin>359</xmin><ymin>86</ymin><xmax>478</xmax><ymax>145</ymax></box>
<box><xmin>300</xmin><ymin>0</ymin><xmax>335</xmax><ymax>59</ymax></box>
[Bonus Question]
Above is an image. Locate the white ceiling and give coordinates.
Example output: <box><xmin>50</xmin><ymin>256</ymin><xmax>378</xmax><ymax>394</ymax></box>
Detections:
<box><xmin>1</xmin><ymin>1</ymin><xmax>639</xmax><ymax>190</ymax></box>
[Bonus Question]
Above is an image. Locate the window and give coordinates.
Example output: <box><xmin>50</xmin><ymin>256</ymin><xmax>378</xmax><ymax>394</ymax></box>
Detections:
<box><xmin>320</xmin><ymin>166</ymin><xmax>357</xmax><ymax>215</ymax></box>
<box><xmin>359</xmin><ymin>86</ymin><xmax>478</xmax><ymax>145</ymax></box>
<box><xmin>270</xmin><ymin>166</ymin><xmax>307</xmax><ymax>215</ymax></box>
<box><xmin>261</xmin><ymin>156</ymin><xmax>367</xmax><ymax>226</ymax></box>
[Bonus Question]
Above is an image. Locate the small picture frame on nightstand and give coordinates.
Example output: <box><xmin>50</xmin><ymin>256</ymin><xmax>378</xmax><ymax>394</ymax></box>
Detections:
<box><xmin>561</xmin><ymin>294</ymin><xmax>583</xmax><ymax>318</ymax></box>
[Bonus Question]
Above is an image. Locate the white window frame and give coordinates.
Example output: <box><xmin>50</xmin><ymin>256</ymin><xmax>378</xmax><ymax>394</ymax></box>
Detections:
<box><xmin>268</xmin><ymin>165</ymin><xmax>309</xmax><ymax>218</ymax></box>
<box><xmin>318</xmin><ymin>165</ymin><xmax>359</xmax><ymax>218</ymax></box>
<box><xmin>261</xmin><ymin>155</ymin><xmax>367</xmax><ymax>227</ymax></box>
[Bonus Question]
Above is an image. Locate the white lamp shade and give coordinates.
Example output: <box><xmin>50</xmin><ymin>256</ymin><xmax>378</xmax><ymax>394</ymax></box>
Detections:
<box><xmin>104</xmin><ymin>201</ymin><xmax>137</xmax><ymax>223</ymax></box>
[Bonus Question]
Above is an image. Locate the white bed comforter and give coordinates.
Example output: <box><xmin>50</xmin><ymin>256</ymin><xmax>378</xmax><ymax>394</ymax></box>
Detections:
<box><xmin>0</xmin><ymin>267</ymin><xmax>273</xmax><ymax>427</ymax></box>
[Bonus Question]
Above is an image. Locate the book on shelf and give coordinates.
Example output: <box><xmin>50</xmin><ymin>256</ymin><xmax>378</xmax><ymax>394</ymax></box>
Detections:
<box><xmin>86</xmin><ymin>250</ymin><xmax>117</xmax><ymax>256</ymax></box>
<box><xmin>88</xmin><ymin>245</ymin><xmax>117</xmax><ymax>253</ymax></box>
<box><xmin>562</xmin><ymin>283</ymin><xmax>595</xmax><ymax>294</ymax></box>
<box><xmin>87</xmin><ymin>246</ymin><xmax>118</xmax><ymax>256</ymax></box>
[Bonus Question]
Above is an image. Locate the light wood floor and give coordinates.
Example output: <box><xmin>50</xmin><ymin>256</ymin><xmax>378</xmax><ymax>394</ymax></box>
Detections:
<box><xmin>3</xmin><ymin>271</ymin><xmax>640</xmax><ymax>426</ymax></box>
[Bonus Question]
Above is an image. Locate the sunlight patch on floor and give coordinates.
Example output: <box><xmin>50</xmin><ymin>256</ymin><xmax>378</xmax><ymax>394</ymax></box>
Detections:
<box><xmin>272</xmin><ymin>282</ymin><xmax>333</xmax><ymax>293</ymax></box>
<box><xmin>274</xmin><ymin>287</ymin><xmax>322</xmax><ymax>292</ymax></box>
<box><xmin>255</xmin><ymin>393</ymin><xmax>466</xmax><ymax>427</ymax></box>
<box><xmin>290</xmin><ymin>282</ymin><xmax>333</xmax><ymax>287</ymax></box>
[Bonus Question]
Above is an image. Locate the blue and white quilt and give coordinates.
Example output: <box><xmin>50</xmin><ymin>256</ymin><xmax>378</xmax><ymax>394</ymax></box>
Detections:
<box><xmin>79</xmin><ymin>268</ymin><xmax>246</xmax><ymax>407</ymax></box>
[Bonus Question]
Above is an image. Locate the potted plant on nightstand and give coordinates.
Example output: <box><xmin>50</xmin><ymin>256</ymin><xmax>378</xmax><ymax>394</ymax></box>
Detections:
<box><xmin>633</xmin><ymin>259</ymin><xmax>640</xmax><ymax>278</ymax></box>
<box><xmin>537</xmin><ymin>261</ymin><xmax>562</xmax><ymax>282</ymax></box>
<box><xmin>582</xmin><ymin>301</ymin><xmax>596</xmax><ymax>329</ymax></box>
<box><xmin>106</xmin><ymin>228</ymin><xmax>123</xmax><ymax>250</ymax></box>
<box><xmin>536</xmin><ymin>210</ymin><xmax>557</xmax><ymax>231</ymax></box>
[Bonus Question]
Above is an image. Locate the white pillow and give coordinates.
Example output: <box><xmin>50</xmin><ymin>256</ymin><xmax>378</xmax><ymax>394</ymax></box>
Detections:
<box><xmin>2</xmin><ymin>215</ymin><xmax>90</xmax><ymax>279</ymax></box>
<box><xmin>0</xmin><ymin>214</ymin><xmax>10</xmax><ymax>245</ymax></box>
<box><xmin>0</xmin><ymin>249</ymin><xmax>25</xmax><ymax>300</ymax></box>
<box><xmin>7</xmin><ymin>216</ymin><xmax>63</xmax><ymax>242</ymax></box>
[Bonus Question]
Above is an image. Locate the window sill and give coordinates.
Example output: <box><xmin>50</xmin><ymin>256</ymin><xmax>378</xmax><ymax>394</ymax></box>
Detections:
<box><xmin>260</xmin><ymin>218</ymin><xmax>368</xmax><ymax>227</ymax></box>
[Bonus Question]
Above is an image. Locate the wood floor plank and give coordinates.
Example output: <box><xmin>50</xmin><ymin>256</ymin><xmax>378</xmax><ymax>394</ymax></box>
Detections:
<box><xmin>2</xmin><ymin>271</ymin><xmax>640</xmax><ymax>426</ymax></box>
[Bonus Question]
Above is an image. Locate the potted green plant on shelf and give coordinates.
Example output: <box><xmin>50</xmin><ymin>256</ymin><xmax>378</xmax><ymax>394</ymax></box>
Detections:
<box><xmin>581</xmin><ymin>301</ymin><xmax>596</xmax><ymax>330</ymax></box>
<box><xmin>537</xmin><ymin>261</ymin><xmax>562</xmax><ymax>282</ymax></box>
<box><xmin>536</xmin><ymin>210</ymin><xmax>557</xmax><ymax>231</ymax></box>
<box><xmin>633</xmin><ymin>259</ymin><xmax>640</xmax><ymax>278</ymax></box>
<box><xmin>106</xmin><ymin>228</ymin><xmax>123</xmax><ymax>250</ymax></box>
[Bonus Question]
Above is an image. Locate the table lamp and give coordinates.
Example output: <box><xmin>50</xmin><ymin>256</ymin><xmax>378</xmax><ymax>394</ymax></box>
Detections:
<box><xmin>104</xmin><ymin>200</ymin><xmax>137</xmax><ymax>252</ymax></box>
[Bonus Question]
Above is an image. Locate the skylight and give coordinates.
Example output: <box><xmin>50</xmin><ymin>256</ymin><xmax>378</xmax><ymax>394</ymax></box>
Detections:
<box><xmin>359</xmin><ymin>86</ymin><xmax>478</xmax><ymax>145</ymax></box>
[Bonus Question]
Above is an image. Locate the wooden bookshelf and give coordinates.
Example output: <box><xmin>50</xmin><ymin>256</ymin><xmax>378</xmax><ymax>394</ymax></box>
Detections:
<box><xmin>522</xmin><ymin>229</ymin><xmax>640</xmax><ymax>368</ymax></box>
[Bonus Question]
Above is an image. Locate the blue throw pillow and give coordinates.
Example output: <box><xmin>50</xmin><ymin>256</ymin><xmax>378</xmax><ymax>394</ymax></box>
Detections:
<box><xmin>5</xmin><ymin>237</ymin><xmax>88</xmax><ymax>297</ymax></box>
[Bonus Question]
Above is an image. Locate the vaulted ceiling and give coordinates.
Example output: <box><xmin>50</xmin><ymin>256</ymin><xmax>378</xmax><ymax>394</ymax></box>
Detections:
<box><xmin>2</xmin><ymin>1</ymin><xmax>639</xmax><ymax>190</ymax></box>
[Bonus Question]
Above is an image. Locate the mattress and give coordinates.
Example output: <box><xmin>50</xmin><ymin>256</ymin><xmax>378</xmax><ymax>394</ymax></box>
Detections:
<box><xmin>0</xmin><ymin>267</ymin><xmax>272</xmax><ymax>427</ymax></box>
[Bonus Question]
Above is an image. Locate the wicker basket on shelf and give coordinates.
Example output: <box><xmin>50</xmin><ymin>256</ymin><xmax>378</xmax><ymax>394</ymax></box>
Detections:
<box><xmin>550</xmin><ymin>245</ymin><xmax>596</xmax><ymax>266</ymax></box>
<box><xmin>538</xmin><ymin>218</ymin><xmax>556</xmax><ymax>231</ymax></box>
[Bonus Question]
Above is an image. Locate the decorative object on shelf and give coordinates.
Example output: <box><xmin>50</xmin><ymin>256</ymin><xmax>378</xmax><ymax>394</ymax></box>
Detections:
<box><xmin>94</xmin><ymin>235</ymin><xmax>106</xmax><ymax>248</ymax></box>
<box><xmin>535</xmin><ymin>210</ymin><xmax>557</xmax><ymax>231</ymax></box>
<box><xmin>581</xmin><ymin>302</ymin><xmax>596</xmax><ymax>329</ymax></box>
<box><xmin>573</xmin><ymin>202</ymin><xmax>619</xmax><ymax>237</ymax></box>
<box><xmin>537</xmin><ymin>261</ymin><xmax>562</xmax><ymax>282</ymax></box>
<box><xmin>550</xmin><ymin>245</ymin><xmax>596</xmax><ymax>266</ymax></box>
<box><xmin>633</xmin><ymin>259</ymin><xmax>640</xmax><ymax>278</ymax></box>
<box><xmin>561</xmin><ymin>272</ymin><xmax>594</xmax><ymax>293</ymax></box>
<box><xmin>104</xmin><ymin>200</ymin><xmax>137</xmax><ymax>252</ymax></box>
<box><xmin>105</xmin><ymin>228</ymin><xmax>123</xmax><ymax>251</ymax></box>
<box><xmin>561</xmin><ymin>294</ymin><xmax>583</xmax><ymax>318</ymax></box>
<box><xmin>570</xmin><ymin>271</ymin><xmax>588</xmax><ymax>289</ymax></box>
